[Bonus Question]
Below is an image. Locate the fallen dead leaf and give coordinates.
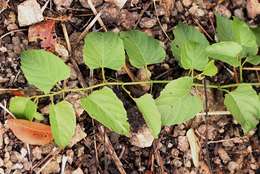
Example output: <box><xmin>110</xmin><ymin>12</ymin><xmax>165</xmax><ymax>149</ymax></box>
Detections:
<box><xmin>28</xmin><ymin>20</ymin><xmax>57</xmax><ymax>51</ymax></box>
<box><xmin>105</xmin><ymin>0</ymin><xmax>127</xmax><ymax>9</ymax></box>
<box><xmin>17</xmin><ymin>0</ymin><xmax>44</xmax><ymax>26</ymax></box>
<box><xmin>186</xmin><ymin>128</ymin><xmax>201</xmax><ymax>168</ymax></box>
<box><xmin>7</xmin><ymin>119</ymin><xmax>53</xmax><ymax>145</ymax></box>
<box><xmin>69</xmin><ymin>125</ymin><xmax>87</xmax><ymax>147</ymax></box>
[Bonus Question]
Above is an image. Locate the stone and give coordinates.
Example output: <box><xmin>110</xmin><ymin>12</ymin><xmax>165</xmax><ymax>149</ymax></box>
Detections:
<box><xmin>130</xmin><ymin>126</ymin><xmax>154</xmax><ymax>148</ymax></box>
<box><xmin>17</xmin><ymin>0</ymin><xmax>44</xmax><ymax>27</ymax></box>
<box><xmin>182</xmin><ymin>0</ymin><xmax>192</xmax><ymax>7</ymax></box>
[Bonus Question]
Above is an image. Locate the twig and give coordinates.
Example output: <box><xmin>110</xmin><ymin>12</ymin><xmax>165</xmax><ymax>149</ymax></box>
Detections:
<box><xmin>61</xmin><ymin>24</ymin><xmax>88</xmax><ymax>88</ymax></box>
<box><xmin>0</xmin><ymin>103</ymin><xmax>15</xmax><ymax>119</ymax></box>
<box><xmin>76</xmin><ymin>11</ymin><xmax>102</xmax><ymax>43</ymax></box>
<box><xmin>87</xmin><ymin>0</ymin><xmax>107</xmax><ymax>31</ymax></box>
<box><xmin>134</xmin><ymin>2</ymin><xmax>152</xmax><ymax>28</ymax></box>
<box><xmin>34</xmin><ymin>148</ymin><xmax>60</xmax><ymax>174</ymax></box>
<box><xmin>0</xmin><ymin>29</ymin><xmax>27</xmax><ymax>40</ymax></box>
<box><xmin>207</xmin><ymin>136</ymin><xmax>248</xmax><ymax>144</ymax></box>
<box><xmin>61</xmin><ymin>23</ymin><xmax>72</xmax><ymax>52</ymax></box>
<box><xmin>60</xmin><ymin>155</ymin><xmax>68</xmax><ymax>174</ymax></box>
<box><xmin>123</xmin><ymin>64</ymin><xmax>136</xmax><ymax>81</ymax></box>
<box><xmin>153</xmin><ymin>139</ymin><xmax>165</xmax><ymax>173</ymax></box>
<box><xmin>97</xmin><ymin>125</ymin><xmax>126</xmax><ymax>174</ymax></box>
<box><xmin>203</xmin><ymin>79</ymin><xmax>213</xmax><ymax>174</ymax></box>
<box><xmin>153</xmin><ymin>0</ymin><xmax>170</xmax><ymax>41</ymax></box>
<box><xmin>243</xmin><ymin>67</ymin><xmax>260</xmax><ymax>71</ymax></box>
<box><xmin>193</xmin><ymin>17</ymin><xmax>214</xmax><ymax>41</ymax></box>
<box><xmin>32</xmin><ymin>147</ymin><xmax>59</xmax><ymax>169</ymax></box>
<box><xmin>26</xmin><ymin>144</ymin><xmax>33</xmax><ymax>173</ymax></box>
<box><xmin>196</xmin><ymin>111</ymin><xmax>231</xmax><ymax>116</ymax></box>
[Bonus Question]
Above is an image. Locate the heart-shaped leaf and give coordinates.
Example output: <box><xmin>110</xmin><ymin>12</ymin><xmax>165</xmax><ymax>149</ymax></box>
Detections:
<box><xmin>83</xmin><ymin>32</ymin><xmax>125</xmax><ymax>70</ymax></box>
<box><xmin>156</xmin><ymin>77</ymin><xmax>203</xmax><ymax>126</ymax></box>
<box><xmin>120</xmin><ymin>30</ymin><xmax>166</xmax><ymax>68</ymax></box>
<box><xmin>224</xmin><ymin>84</ymin><xmax>260</xmax><ymax>132</ymax></box>
<box><xmin>21</xmin><ymin>49</ymin><xmax>70</xmax><ymax>94</ymax></box>
<box><xmin>80</xmin><ymin>87</ymin><xmax>130</xmax><ymax>136</ymax></box>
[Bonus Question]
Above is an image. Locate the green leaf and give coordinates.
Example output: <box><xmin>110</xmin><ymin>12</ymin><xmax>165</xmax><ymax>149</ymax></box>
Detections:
<box><xmin>247</xmin><ymin>55</ymin><xmax>260</xmax><ymax>65</ymax></box>
<box><xmin>232</xmin><ymin>18</ymin><xmax>258</xmax><ymax>57</ymax></box>
<box><xmin>216</xmin><ymin>14</ymin><xmax>234</xmax><ymax>41</ymax></box>
<box><xmin>33</xmin><ymin>112</ymin><xmax>44</xmax><ymax>121</ymax></box>
<box><xmin>206</xmin><ymin>41</ymin><xmax>242</xmax><ymax>67</ymax></box>
<box><xmin>49</xmin><ymin>101</ymin><xmax>76</xmax><ymax>148</ymax></box>
<box><xmin>9</xmin><ymin>97</ymin><xmax>37</xmax><ymax>121</ymax></box>
<box><xmin>215</xmin><ymin>15</ymin><xmax>258</xmax><ymax>57</ymax></box>
<box><xmin>156</xmin><ymin>77</ymin><xmax>203</xmax><ymax>126</ymax></box>
<box><xmin>173</xmin><ymin>23</ymin><xmax>209</xmax><ymax>46</ymax></box>
<box><xmin>252</xmin><ymin>27</ymin><xmax>260</xmax><ymax>47</ymax></box>
<box><xmin>80</xmin><ymin>87</ymin><xmax>130</xmax><ymax>136</ymax></box>
<box><xmin>83</xmin><ymin>32</ymin><xmax>125</xmax><ymax>70</ymax></box>
<box><xmin>171</xmin><ymin>23</ymin><xmax>209</xmax><ymax>71</ymax></box>
<box><xmin>134</xmin><ymin>94</ymin><xmax>161</xmax><ymax>138</ymax></box>
<box><xmin>21</xmin><ymin>49</ymin><xmax>70</xmax><ymax>94</ymax></box>
<box><xmin>224</xmin><ymin>84</ymin><xmax>260</xmax><ymax>133</ymax></box>
<box><xmin>180</xmin><ymin>41</ymin><xmax>209</xmax><ymax>71</ymax></box>
<box><xmin>120</xmin><ymin>30</ymin><xmax>165</xmax><ymax>68</ymax></box>
<box><xmin>202</xmin><ymin>60</ymin><xmax>218</xmax><ymax>77</ymax></box>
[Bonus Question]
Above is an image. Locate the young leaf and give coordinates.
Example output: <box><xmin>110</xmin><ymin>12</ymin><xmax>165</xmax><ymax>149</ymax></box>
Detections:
<box><xmin>120</xmin><ymin>30</ymin><xmax>165</xmax><ymax>68</ymax></box>
<box><xmin>224</xmin><ymin>84</ymin><xmax>260</xmax><ymax>132</ymax></box>
<box><xmin>49</xmin><ymin>101</ymin><xmax>76</xmax><ymax>148</ymax></box>
<box><xmin>156</xmin><ymin>77</ymin><xmax>203</xmax><ymax>126</ymax></box>
<box><xmin>83</xmin><ymin>32</ymin><xmax>125</xmax><ymax>70</ymax></box>
<box><xmin>215</xmin><ymin>14</ymin><xmax>234</xmax><ymax>41</ymax></box>
<box><xmin>247</xmin><ymin>55</ymin><xmax>260</xmax><ymax>65</ymax></box>
<box><xmin>232</xmin><ymin>18</ymin><xmax>258</xmax><ymax>57</ymax></box>
<box><xmin>202</xmin><ymin>60</ymin><xmax>218</xmax><ymax>77</ymax></box>
<box><xmin>21</xmin><ymin>49</ymin><xmax>70</xmax><ymax>94</ymax></box>
<box><xmin>7</xmin><ymin>119</ymin><xmax>53</xmax><ymax>145</ymax></box>
<box><xmin>9</xmin><ymin>96</ymin><xmax>37</xmax><ymax>121</ymax></box>
<box><xmin>205</xmin><ymin>41</ymin><xmax>242</xmax><ymax>67</ymax></box>
<box><xmin>179</xmin><ymin>41</ymin><xmax>209</xmax><ymax>71</ymax></box>
<box><xmin>80</xmin><ymin>87</ymin><xmax>130</xmax><ymax>136</ymax></box>
<box><xmin>171</xmin><ymin>23</ymin><xmax>209</xmax><ymax>71</ymax></box>
<box><xmin>134</xmin><ymin>94</ymin><xmax>161</xmax><ymax>138</ymax></box>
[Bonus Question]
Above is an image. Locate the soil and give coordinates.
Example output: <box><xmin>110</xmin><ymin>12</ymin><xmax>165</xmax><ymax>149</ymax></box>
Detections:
<box><xmin>0</xmin><ymin>0</ymin><xmax>260</xmax><ymax>174</ymax></box>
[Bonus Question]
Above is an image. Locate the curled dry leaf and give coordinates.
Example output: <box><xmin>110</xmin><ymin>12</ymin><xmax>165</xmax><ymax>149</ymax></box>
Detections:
<box><xmin>7</xmin><ymin>119</ymin><xmax>53</xmax><ymax>145</ymax></box>
<box><xmin>186</xmin><ymin>128</ymin><xmax>201</xmax><ymax>168</ymax></box>
<box><xmin>28</xmin><ymin>20</ymin><xmax>57</xmax><ymax>51</ymax></box>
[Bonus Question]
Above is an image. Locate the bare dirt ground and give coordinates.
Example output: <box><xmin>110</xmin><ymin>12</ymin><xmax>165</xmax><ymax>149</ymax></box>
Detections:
<box><xmin>0</xmin><ymin>0</ymin><xmax>259</xmax><ymax>173</ymax></box>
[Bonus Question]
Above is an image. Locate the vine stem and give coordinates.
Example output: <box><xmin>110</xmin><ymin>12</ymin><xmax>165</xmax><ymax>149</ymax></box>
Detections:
<box><xmin>29</xmin><ymin>81</ymin><xmax>260</xmax><ymax>99</ymax></box>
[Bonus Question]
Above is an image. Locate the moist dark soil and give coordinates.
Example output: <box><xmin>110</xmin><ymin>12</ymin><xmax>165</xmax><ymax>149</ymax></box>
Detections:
<box><xmin>0</xmin><ymin>0</ymin><xmax>259</xmax><ymax>174</ymax></box>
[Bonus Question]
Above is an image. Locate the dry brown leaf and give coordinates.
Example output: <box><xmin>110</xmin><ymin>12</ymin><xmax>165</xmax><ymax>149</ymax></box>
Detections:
<box><xmin>159</xmin><ymin>0</ymin><xmax>174</xmax><ymax>16</ymax></box>
<box><xmin>28</xmin><ymin>20</ymin><xmax>57</xmax><ymax>51</ymax></box>
<box><xmin>7</xmin><ymin>119</ymin><xmax>53</xmax><ymax>145</ymax></box>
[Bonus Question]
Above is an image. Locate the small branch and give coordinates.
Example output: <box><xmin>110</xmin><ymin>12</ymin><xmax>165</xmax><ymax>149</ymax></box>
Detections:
<box><xmin>0</xmin><ymin>103</ymin><xmax>16</xmax><ymax>119</ymax></box>
<box><xmin>76</xmin><ymin>11</ymin><xmax>102</xmax><ymax>43</ymax></box>
<box><xmin>97</xmin><ymin>126</ymin><xmax>126</xmax><ymax>174</ymax></box>
<box><xmin>243</xmin><ymin>67</ymin><xmax>260</xmax><ymax>71</ymax></box>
